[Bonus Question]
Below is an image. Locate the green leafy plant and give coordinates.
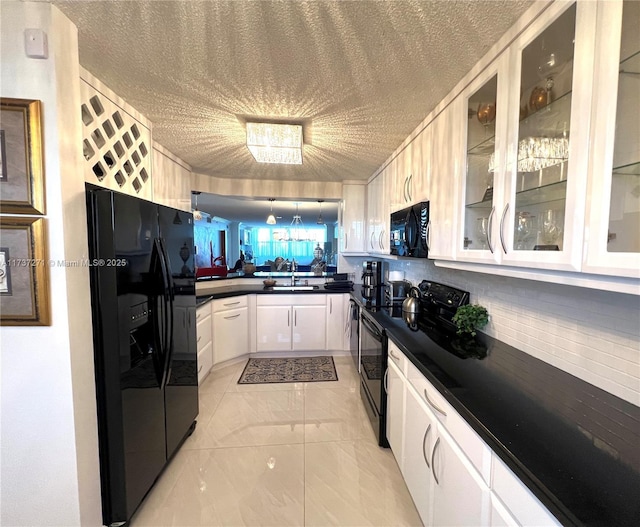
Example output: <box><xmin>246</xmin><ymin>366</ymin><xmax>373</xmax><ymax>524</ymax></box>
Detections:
<box><xmin>452</xmin><ymin>304</ymin><xmax>489</xmax><ymax>337</ymax></box>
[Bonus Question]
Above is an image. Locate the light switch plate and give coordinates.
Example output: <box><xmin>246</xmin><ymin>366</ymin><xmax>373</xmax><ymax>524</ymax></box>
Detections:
<box><xmin>24</xmin><ymin>28</ymin><xmax>48</xmax><ymax>59</ymax></box>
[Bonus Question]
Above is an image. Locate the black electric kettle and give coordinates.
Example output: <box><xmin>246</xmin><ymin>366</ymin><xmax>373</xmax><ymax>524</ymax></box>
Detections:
<box><xmin>402</xmin><ymin>287</ymin><xmax>421</xmax><ymax>331</ymax></box>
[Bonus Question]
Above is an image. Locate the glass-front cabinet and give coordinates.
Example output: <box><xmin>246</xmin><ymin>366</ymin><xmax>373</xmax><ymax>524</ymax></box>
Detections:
<box><xmin>584</xmin><ymin>0</ymin><xmax>640</xmax><ymax>278</ymax></box>
<box><xmin>458</xmin><ymin>0</ymin><xmax>598</xmax><ymax>271</ymax></box>
<box><xmin>461</xmin><ymin>64</ymin><xmax>505</xmax><ymax>260</ymax></box>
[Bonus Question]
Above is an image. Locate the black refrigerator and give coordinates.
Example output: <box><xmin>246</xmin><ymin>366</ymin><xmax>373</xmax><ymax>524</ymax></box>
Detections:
<box><xmin>86</xmin><ymin>185</ymin><xmax>198</xmax><ymax>526</ymax></box>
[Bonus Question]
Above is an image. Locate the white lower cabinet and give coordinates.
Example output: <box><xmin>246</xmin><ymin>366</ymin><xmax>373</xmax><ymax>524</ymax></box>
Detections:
<box><xmin>395</xmin><ymin>365</ymin><xmax>490</xmax><ymax>527</ymax></box>
<box><xmin>402</xmin><ymin>376</ymin><xmax>436</xmax><ymax>524</ymax></box>
<box><xmin>385</xmin><ymin>358</ymin><xmax>405</xmax><ymax>464</ymax></box>
<box><xmin>431</xmin><ymin>424</ymin><xmax>491</xmax><ymax>527</ymax></box>
<box><xmin>256</xmin><ymin>305</ymin><xmax>292</xmax><ymax>352</ymax></box>
<box><xmin>256</xmin><ymin>295</ymin><xmax>327</xmax><ymax>352</ymax></box>
<box><xmin>196</xmin><ymin>302</ymin><xmax>213</xmax><ymax>384</ymax></box>
<box><xmin>386</xmin><ymin>338</ymin><xmax>556</xmax><ymax>527</ymax></box>
<box><xmin>491</xmin><ymin>455</ymin><xmax>561</xmax><ymax>527</ymax></box>
<box><xmin>490</xmin><ymin>493</ymin><xmax>519</xmax><ymax>527</ymax></box>
<box><xmin>292</xmin><ymin>304</ymin><xmax>326</xmax><ymax>350</ymax></box>
<box><xmin>212</xmin><ymin>297</ymin><xmax>249</xmax><ymax>365</ymax></box>
<box><xmin>325</xmin><ymin>293</ymin><xmax>346</xmax><ymax>351</ymax></box>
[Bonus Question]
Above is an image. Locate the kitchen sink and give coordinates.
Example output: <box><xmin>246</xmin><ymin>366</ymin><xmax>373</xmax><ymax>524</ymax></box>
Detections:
<box><xmin>271</xmin><ymin>285</ymin><xmax>320</xmax><ymax>291</ymax></box>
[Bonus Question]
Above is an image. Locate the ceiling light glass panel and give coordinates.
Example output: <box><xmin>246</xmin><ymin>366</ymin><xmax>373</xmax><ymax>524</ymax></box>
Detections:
<box><xmin>246</xmin><ymin>123</ymin><xmax>303</xmax><ymax>164</ymax></box>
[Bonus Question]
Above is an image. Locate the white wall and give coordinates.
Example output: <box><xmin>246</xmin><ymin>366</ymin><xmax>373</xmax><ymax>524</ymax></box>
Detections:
<box><xmin>0</xmin><ymin>2</ymin><xmax>101</xmax><ymax>526</ymax></box>
<box><xmin>382</xmin><ymin>257</ymin><xmax>640</xmax><ymax>406</ymax></box>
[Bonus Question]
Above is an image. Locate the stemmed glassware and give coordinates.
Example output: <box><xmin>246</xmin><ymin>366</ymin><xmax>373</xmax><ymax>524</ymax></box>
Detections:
<box><xmin>541</xmin><ymin>209</ymin><xmax>560</xmax><ymax>246</ymax></box>
<box><xmin>515</xmin><ymin>212</ymin><xmax>535</xmax><ymax>250</ymax></box>
<box><xmin>476</xmin><ymin>217</ymin><xmax>489</xmax><ymax>250</ymax></box>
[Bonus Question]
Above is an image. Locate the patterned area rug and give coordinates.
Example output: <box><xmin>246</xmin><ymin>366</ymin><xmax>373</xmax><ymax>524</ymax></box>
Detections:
<box><xmin>238</xmin><ymin>356</ymin><xmax>338</xmax><ymax>384</ymax></box>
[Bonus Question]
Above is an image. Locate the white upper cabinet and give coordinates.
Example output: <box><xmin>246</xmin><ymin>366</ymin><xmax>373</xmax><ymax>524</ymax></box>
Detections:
<box><xmin>340</xmin><ymin>183</ymin><xmax>367</xmax><ymax>255</ymax></box>
<box><xmin>458</xmin><ymin>55</ymin><xmax>508</xmax><ymax>263</ymax></box>
<box><xmin>410</xmin><ymin>125</ymin><xmax>431</xmax><ymax>206</ymax></box>
<box><xmin>429</xmin><ymin>97</ymin><xmax>464</xmax><ymax>261</ymax></box>
<box><xmin>583</xmin><ymin>0</ymin><xmax>640</xmax><ymax>278</ymax></box>
<box><xmin>366</xmin><ymin>172</ymin><xmax>389</xmax><ymax>254</ymax></box>
<box><xmin>499</xmin><ymin>1</ymin><xmax>596</xmax><ymax>271</ymax></box>
<box><xmin>452</xmin><ymin>0</ymin><xmax>606</xmax><ymax>273</ymax></box>
<box><xmin>391</xmin><ymin>126</ymin><xmax>431</xmax><ymax>213</ymax></box>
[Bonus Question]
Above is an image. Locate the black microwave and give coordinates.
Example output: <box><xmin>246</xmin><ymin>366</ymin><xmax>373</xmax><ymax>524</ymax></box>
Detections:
<box><xmin>390</xmin><ymin>202</ymin><xmax>429</xmax><ymax>257</ymax></box>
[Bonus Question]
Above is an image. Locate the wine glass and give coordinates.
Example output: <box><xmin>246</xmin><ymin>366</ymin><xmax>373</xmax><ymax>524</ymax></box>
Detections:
<box><xmin>476</xmin><ymin>217</ymin><xmax>489</xmax><ymax>250</ymax></box>
<box><xmin>541</xmin><ymin>209</ymin><xmax>560</xmax><ymax>246</ymax></box>
<box><xmin>515</xmin><ymin>212</ymin><xmax>535</xmax><ymax>250</ymax></box>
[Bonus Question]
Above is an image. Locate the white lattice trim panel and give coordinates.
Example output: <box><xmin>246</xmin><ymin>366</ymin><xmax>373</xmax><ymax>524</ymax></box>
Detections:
<box><xmin>80</xmin><ymin>68</ymin><xmax>152</xmax><ymax>199</ymax></box>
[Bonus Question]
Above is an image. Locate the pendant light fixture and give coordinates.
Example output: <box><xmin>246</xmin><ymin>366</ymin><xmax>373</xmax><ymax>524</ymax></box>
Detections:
<box><xmin>192</xmin><ymin>191</ymin><xmax>203</xmax><ymax>221</ymax></box>
<box><xmin>316</xmin><ymin>199</ymin><xmax>325</xmax><ymax>225</ymax></box>
<box><xmin>266</xmin><ymin>198</ymin><xmax>277</xmax><ymax>225</ymax></box>
<box><xmin>290</xmin><ymin>203</ymin><xmax>305</xmax><ymax>241</ymax></box>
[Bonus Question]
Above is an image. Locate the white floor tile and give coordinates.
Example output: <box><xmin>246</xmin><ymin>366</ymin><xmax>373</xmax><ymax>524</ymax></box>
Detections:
<box><xmin>189</xmin><ymin>390</ymin><xmax>305</xmax><ymax>449</ymax></box>
<box><xmin>131</xmin><ymin>444</ymin><xmax>304</xmax><ymax>526</ymax></box>
<box><xmin>130</xmin><ymin>354</ymin><xmax>422</xmax><ymax>527</ymax></box>
<box><xmin>305</xmin><ymin>440</ymin><xmax>423</xmax><ymax>527</ymax></box>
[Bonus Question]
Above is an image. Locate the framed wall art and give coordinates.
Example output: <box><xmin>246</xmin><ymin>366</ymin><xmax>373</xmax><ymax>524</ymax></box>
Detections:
<box><xmin>0</xmin><ymin>216</ymin><xmax>51</xmax><ymax>326</ymax></box>
<box><xmin>0</xmin><ymin>98</ymin><xmax>46</xmax><ymax>214</ymax></box>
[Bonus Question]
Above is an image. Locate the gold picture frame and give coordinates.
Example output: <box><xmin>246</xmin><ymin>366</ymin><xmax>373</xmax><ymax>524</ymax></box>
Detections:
<box><xmin>0</xmin><ymin>216</ymin><xmax>51</xmax><ymax>326</ymax></box>
<box><xmin>0</xmin><ymin>98</ymin><xmax>46</xmax><ymax>214</ymax></box>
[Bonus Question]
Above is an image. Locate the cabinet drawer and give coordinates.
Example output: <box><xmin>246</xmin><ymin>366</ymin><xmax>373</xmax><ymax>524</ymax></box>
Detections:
<box><xmin>406</xmin><ymin>360</ymin><xmax>492</xmax><ymax>484</ymax></box>
<box><xmin>491</xmin><ymin>455</ymin><xmax>560</xmax><ymax>527</ymax></box>
<box><xmin>197</xmin><ymin>341</ymin><xmax>213</xmax><ymax>384</ymax></box>
<box><xmin>213</xmin><ymin>296</ymin><xmax>248</xmax><ymax>311</ymax></box>
<box><xmin>196</xmin><ymin>314</ymin><xmax>212</xmax><ymax>351</ymax></box>
<box><xmin>196</xmin><ymin>303</ymin><xmax>211</xmax><ymax>323</ymax></box>
<box><xmin>387</xmin><ymin>339</ymin><xmax>407</xmax><ymax>375</ymax></box>
<box><xmin>256</xmin><ymin>294</ymin><xmax>326</xmax><ymax>306</ymax></box>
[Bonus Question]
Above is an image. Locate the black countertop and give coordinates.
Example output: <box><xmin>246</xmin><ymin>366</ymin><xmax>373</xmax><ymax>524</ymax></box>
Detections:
<box><xmin>196</xmin><ymin>283</ymin><xmax>351</xmax><ymax>307</ymax></box>
<box><xmin>356</xmin><ymin>295</ymin><xmax>640</xmax><ymax>527</ymax></box>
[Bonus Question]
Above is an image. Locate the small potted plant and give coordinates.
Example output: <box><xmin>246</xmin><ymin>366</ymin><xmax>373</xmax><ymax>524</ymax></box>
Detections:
<box><xmin>452</xmin><ymin>304</ymin><xmax>489</xmax><ymax>337</ymax></box>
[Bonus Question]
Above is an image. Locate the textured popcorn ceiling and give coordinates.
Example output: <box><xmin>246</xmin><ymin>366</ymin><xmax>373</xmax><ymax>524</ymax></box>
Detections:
<box><xmin>54</xmin><ymin>0</ymin><xmax>534</xmax><ymax>183</ymax></box>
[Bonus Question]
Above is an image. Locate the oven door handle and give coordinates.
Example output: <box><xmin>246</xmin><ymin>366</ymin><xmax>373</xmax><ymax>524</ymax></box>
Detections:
<box><xmin>361</xmin><ymin>314</ymin><xmax>383</xmax><ymax>342</ymax></box>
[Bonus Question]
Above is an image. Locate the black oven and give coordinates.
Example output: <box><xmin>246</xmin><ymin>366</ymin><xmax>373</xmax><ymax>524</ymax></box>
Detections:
<box><xmin>390</xmin><ymin>201</ymin><xmax>429</xmax><ymax>257</ymax></box>
<box><xmin>359</xmin><ymin>310</ymin><xmax>388</xmax><ymax>447</ymax></box>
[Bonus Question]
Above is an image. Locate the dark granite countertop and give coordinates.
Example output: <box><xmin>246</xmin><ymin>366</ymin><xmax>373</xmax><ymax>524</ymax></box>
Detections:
<box><xmin>196</xmin><ymin>283</ymin><xmax>352</xmax><ymax>307</ymax></box>
<box><xmin>355</xmin><ymin>294</ymin><xmax>640</xmax><ymax>527</ymax></box>
<box><xmin>196</xmin><ymin>271</ymin><xmax>336</xmax><ymax>282</ymax></box>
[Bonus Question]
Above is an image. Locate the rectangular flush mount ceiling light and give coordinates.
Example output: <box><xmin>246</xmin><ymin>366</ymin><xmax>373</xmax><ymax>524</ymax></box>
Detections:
<box><xmin>246</xmin><ymin>122</ymin><xmax>303</xmax><ymax>164</ymax></box>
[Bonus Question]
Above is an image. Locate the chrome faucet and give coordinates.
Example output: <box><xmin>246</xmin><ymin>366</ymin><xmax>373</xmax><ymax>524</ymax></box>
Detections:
<box><xmin>289</xmin><ymin>259</ymin><xmax>298</xmax><ymax>286</ymax></box>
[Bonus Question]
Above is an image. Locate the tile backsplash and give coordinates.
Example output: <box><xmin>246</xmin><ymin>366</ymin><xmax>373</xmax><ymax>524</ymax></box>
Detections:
<box><xmin>343</xmin><ymin>256</ymin><xmax>640</xmax><ymax>406</ymax></box>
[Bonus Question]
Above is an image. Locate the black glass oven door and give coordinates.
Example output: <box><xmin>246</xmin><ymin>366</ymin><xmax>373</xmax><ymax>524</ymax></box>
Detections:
<box><xmin>360</xmin><ymin>313</ymin><xmax>384</xmax><ymax>414</ymax></box>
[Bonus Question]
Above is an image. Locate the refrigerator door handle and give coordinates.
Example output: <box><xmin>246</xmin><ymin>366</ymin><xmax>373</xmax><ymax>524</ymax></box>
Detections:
<box><xmin>158</xmin><ymin>238</ymin><xmax>175</xmax><ymax>386</ymax></box>
<box><xmin>154</xmin><ymin>238</ymin><xmax>172</xmax><ymax>387</ymax></box>
<box><xmin>150</xmin><ymin>239</ymin><xmax>168</xmax><ymax>385</ymax></box>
